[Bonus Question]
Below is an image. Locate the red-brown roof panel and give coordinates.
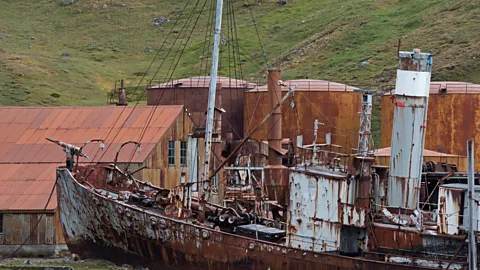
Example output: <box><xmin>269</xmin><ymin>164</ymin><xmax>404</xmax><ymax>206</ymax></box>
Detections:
<box><xmin>79</xmin><ymin>108</ymin><xmax>101</xmax><ymax>128</ymax></box>
<box><xmin>123</xmin><ymin>107</ymin><xmax>145</xmax><ymax>128</ymax></box>
<box><xmin>29</xmin><ymin>109</ymin><xmax>51</xmax><ymax>129</ymax></box>
<box><xmin>38</xmin><ymin>110</ymin><xmax>62</xmax><ymax>130</ymax></box>
<box><xmin>0</xmin><ymin>106</ymin><xmax>182</xmax><ymax>164</ymax></box>
<box><xmin>100</xmin><ymin>108</ymin><xmax>123</xmax><ymax>129</ymax></box>
<box><xmin>16</xmin><ymin>128</ymin><xmax>36</xmax><ymax>144</ymax></box>
<box><xmin>113</xmin><ymin>107</ymin><xmax>135</xmax><ymax>128</ymax></box>
<box><xmin>11</xmin><ymin>144</ymin><xmax>35</xmax><ymax>163</ymax></box>
<box><xmin>0</xmin><ymin>163</ymin><xmax>58</xmax><ymax>211</ymax></box>
<box><xmin>0</xmin><ymin>108</ymin><xmax>21</xmax><ymax>124</ymax></box>
<box><xmin>0</xmin><ymin>144</ymin><xmax>23</xmax><ymax>162</ymax></box>
<box><xmin>70</xmin><ymin>108</ymin><xmax>93</xmax><ymax>129</ymax></box>
<box><xmin>5</xmin><ymin>124</ymin><xmax>30</xmax><ymax>143</ymax></box>
<box><xmin>13</xmin><ymin>108</ymin><xmax>43</xmax><ymax>124</ymax></box>
<box><xmin>131</xmin><ymin>108</ymin><xmax>154</xmax><ymax>128</ymax></box>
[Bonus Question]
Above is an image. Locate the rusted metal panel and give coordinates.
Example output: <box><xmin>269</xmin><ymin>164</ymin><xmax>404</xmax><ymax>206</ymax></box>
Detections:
<box><xmin>372</xmin><ymin>224</ymin><xmax>423</xmax><ymax>249</ymax></box>
<box><xmin>339</xmin><ymin>204</ymin><xmax>367</xmax><ymax>227</ymax></box>
<box><xmin>0</xmin><ymin>163</ymin><xmax>58</xmax><ymax>211</ymax></box>
<box><xmin>387</xmin><ymin>50</ymin><xmax>432</xmax><ymax>209</ymax></box>
<box><xmin>287</xmin><ymin>170</ymin><xmax>362</xmax><ymax>252</ymax></box>
<box><xmin>56</xmin><ymin>166</ymin><xmax>434</xmax><ymax>269</ymax></box>
<box><xmin>437</xmin><ymin>185</ymin><xmax>464</xmax><ymax>235</ymax></box>
<box><xmin>148</xmin><ymin>76</ymin><xmax>256</xmax><ymax>140</ymax></box>
<box><xmin>245</xmin><ymin>84</ymin><xmax>362</xmax><ymax>152</ymax></box>
<box><xmin>1</xmin><ymin>213</ymin><xmax>55</xmax><ymax>245</ymax></box>
<box><xmin>382</xmin><ymin>82</ymin><xmax>480</xmax><ymax>171</ymax></box>
<box><xmin>0</xmin><ymin>106</ymin><xmax>185</xmax><ymax>164</ymax></box>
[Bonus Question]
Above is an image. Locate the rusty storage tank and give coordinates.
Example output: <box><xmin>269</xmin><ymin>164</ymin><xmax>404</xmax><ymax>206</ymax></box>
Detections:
<box><xmin>244</xmin><ymin>79</ymin><xmax>361</xmax><ymax>153</ymax></box>
<box><xmin>381</xmin><ymin>81</ymin><xmax>480</xmax><ymax>170</ymax></box>
<box><xmin>148</xmin><ymin>76</ymin><xmax>256</xmax><ymax>140</ymax></box>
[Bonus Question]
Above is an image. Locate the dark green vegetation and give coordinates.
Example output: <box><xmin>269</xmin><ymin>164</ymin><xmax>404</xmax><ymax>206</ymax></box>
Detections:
<box><xmin>0</xmin><ymin>0</ymin><xmax>479</xmax><ymax>144</ymax></box>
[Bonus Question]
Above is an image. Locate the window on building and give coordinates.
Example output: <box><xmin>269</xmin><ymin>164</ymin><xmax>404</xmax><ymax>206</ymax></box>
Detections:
<box><xmin>168</xmin><ymin>141</ymin><xmax>175</xmax><ymax>165</ymax></box>
<box><xmin>180</xmin><ymin>141</ymin><xmax>187</xmax><ymax>166</ymax></box>
<box><xmin>0</xmin><ymin>214</ymin><xmax>3</xmax><ymax>234</ymax></box>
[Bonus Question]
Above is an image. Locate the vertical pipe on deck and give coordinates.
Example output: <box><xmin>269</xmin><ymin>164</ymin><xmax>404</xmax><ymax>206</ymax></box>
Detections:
<box><xmin>467</xmin><ymin>140</ymin><xmax>477</xmax><ymax>270</ymax></box>
<box><xmin>267</xmin><ymin>70</ymin><xmax>282</xmax><ymax>166</ymax></box>
<box><xmin>387</xmin><ymin>49</ymin><xmax>433</xmax><ymax>209</ymax></box>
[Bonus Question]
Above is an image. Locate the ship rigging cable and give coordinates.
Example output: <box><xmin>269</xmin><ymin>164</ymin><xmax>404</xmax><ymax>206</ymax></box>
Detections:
<box><xmin>124</xmin><ymin>0</ymin><xmax>210</xmax><ymax>170</ymax></box>
<box><xmin>87</xmin><ymin>0</ymin><xmax>197</xmax><ymax>165</ymax></box>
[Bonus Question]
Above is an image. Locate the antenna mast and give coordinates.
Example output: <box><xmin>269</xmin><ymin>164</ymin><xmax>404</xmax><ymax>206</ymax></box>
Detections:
<box><xmin>353</xmin><ymin>89</ymin><xmax>384</xmax><ymax>156</ymax></box>
<box><xmin>201</xmin><ymin>0</ymin><xmax>224</xmax><ymax>201</ymax></box>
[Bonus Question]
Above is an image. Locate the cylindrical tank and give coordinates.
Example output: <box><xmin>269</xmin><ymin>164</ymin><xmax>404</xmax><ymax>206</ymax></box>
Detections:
<box><xmin>381</xmin><ymin>81</ymin><xmax>480</xmax><ymax>170</ymax></box>
<box><xmin>244</xmin><ymin>79</ymin><xmax>362</xmax><ymax>153</ymax></box>
<box><xmin>147</xmin><ymin>76</ymin><xmax>256</xmax><ymax>139</ymax></box>
<box><xmin>387</xmin><ymin>49</ymin><xmax>433</xmax><ymax>209</ymax></box>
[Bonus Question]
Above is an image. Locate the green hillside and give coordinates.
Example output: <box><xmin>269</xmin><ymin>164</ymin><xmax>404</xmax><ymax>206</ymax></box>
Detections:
<box><xmin>0</xmin><ymin>0</ymin><xmax>478</xmax><ymax>147</ymax></box>
<box><xmin>1</xmin><ymin>0</ymin><xmax>478</xmax><ymax>107</ymax></box>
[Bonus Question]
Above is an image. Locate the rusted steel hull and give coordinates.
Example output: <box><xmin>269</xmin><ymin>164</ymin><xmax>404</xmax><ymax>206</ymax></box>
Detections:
<box><xmin>56</xmin><ymin>168</ymin><xmax>436</xmax><ymax>270</ymax></box>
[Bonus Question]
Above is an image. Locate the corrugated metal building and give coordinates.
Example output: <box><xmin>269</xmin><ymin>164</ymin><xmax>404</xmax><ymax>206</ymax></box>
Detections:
<box><xmin>244</xmin><ymin>79</ymin><xmax>361</xmax><ymax>152</ymax></box>
<box><xmin>0</xmin><ymin>105</ymin><xmax>195</xmax><ymax>256</ymax></box>
<box><xmin>381</xmin><ymin>81</ymin><xmax>480</xmax><ymax>170</ymax></box>
<box><xmin>147</xmin><ymin>76</ymin><xmax>256</xmax><ymax>140</ymax></box>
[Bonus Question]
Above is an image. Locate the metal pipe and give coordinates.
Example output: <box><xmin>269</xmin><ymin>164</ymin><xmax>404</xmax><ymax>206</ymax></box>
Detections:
<box><xmin>467</xmin><ymin>140</ymin><xmax>477</xmax><ymax>270</ymax></box>
<box><xmin>200</xmin><ymin>0</ymin><xmax>224</xmax><ymax>201</ymax></box>
<box><xmin>208</xmin><ymin>85</ymin><xmax>296</xmax><ymax>182</ymax></box>
<box><xmin>113</xmin><ymin>140</ymin><xmax>141</xmax><ymax>170</ymax></box>
<box><xmin>76</xmin><ymin>139</ymin><xmax>105</xmax><ymax>168</ymax></box>
<box><xmin>267</xmin><ymin>70</ymin><xmax>282</xmax><ymax>166</ymax></box>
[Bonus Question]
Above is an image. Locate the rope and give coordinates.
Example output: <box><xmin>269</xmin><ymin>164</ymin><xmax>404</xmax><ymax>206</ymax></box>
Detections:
<box><xmin>87</xmin><ymin>0</ymin><xmax>196</xmax><ymax>165</ymax></box>
<box><xmin>125</xmin><ymin>0</ymin><xmax>209</xmax><ymax>170</ymax></box>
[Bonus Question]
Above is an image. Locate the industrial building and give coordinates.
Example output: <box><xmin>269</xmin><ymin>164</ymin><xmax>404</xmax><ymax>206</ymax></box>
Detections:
<box><xmin>381</xmin><ymin>81</ymin><xmax>480</xmax><ymax>169</ymax></box>
<box><xmin>147</xmin><ymin>76</ymin><xmax>256</xmax><ymax>140</ymax></box>
<box><xmin>0</xmin><ymin>105</ymin><xmax>196</xmax><ymax>256</ymax></box>
<box><xmin>244</xmin><ymin>79</ymin><xmax>361</xmax><ymax>153</ymax></box>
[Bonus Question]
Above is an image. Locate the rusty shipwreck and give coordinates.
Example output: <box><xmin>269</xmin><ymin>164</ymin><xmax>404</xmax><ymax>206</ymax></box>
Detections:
<box><xmin>52</xmin><ymin>1</ymin><xmax>479</xmax><ymax>269</ymax></box>
<box><xmin>54</xmin><ymin>49</ymin><xmax>480</xmax><ymax>269</ymax></box>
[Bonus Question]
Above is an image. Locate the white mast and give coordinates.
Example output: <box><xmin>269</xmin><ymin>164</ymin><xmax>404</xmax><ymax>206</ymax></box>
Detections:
<box><xmin>467</xmin><ymin>140</ymin><xmax>477</xmax><ymax>270</ymax></box>
<box><xmin>201</xmin><ymin>0</ymin><xmax>223</xmax><ymax>200</ymax></box>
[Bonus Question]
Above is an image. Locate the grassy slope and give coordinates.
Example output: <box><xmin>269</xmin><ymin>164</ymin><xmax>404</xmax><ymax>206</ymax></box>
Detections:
<box><xmin>0</xmin><ymin>0</ymin><xmax>479</xmax><ymax>144</ymax></box>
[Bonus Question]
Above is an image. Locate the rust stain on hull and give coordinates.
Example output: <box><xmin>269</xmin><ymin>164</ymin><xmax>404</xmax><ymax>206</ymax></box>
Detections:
<box><xmin>56</xmin><ymin>168</ymin><xmax>438</xmax><ymax>270</ymax></box>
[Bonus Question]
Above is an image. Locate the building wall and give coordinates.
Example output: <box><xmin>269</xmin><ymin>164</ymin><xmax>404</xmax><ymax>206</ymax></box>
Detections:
<box><xmin>245</xmin><ymin>91</ymin><xmax>362</xmax><ymax>153</ymax></box>
<box><xmin>0</xmin><ymin>212</ymin><xmax>55</xmax><ymax>245</ymax></box>
<box><xmin>381</xmin><ymin>94</ymin><xmax>480</xmax><ymax>170</ymax></box>
<box><xmin>147</xmin><ymin>87</ymin><xmax>247</xmax><ymax>139</ymax></box>
<box><xmin>140</xmin><ymin>110</ymin><xmax>196</xmax><ymax>188</ymax></box>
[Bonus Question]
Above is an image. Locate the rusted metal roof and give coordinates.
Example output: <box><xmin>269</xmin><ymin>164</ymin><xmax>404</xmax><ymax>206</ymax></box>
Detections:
<box><xmin>150</xmin><ymin>76</ymin><xmax>256</xmax><ymax>89</ymax></box>
<box><xmin>375</xmin><ymin>147</ymin><xmax>461</xmax><ymax>157</ymax></box>
<box><xmin>386</xmin><ymin>81</ymin><xmax>480</xmax><ymax>95</ymax></box>
<box><xmin>250</xmin><ymin>79</ymin><xmax>357</xmax><ymax>92</ymax></box>
<box><xmin>0</xmin><ymin>105</ymin><xmax>184</xmax><ymax>164</ymax></box>
<box><xmin>0</xmin><ymin>163</ymin><xmax>58</xmax><ymax>211</ymax></box>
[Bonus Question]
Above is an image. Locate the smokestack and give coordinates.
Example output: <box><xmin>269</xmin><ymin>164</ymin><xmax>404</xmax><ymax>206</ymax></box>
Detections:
<box><xmin>267</xmin><ymin>70</ymin><xmax>282</xmax><ymax>165</ymax></box>
<box><xmin>118</xmin><ymin>80</ymin><xmax>127</xmax><ymax>106</ymax></box>
<box><xmin>387</xmin><ymin>49</ymin><xmax>433</xmax><ymax>209</ymax></box>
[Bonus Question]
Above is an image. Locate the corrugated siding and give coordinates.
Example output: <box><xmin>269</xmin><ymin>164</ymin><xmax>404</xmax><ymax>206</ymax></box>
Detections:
<box><xmin>1</xmin><ymin>213</ymin><xmax>55</xmax><ymax>245</ymax></box>
<box><xmin>382</xmin><ymin>93</ymin><xmax>480</xmax><ymax>170</ymax></box>
<box><xmin>245</xmin><ymin>91</ymin><xmax>361</xmax><ymax>151</ymax></box>
<box><xmin>141</xmin><ymin>110</ymin><xmax>196</xmax><ymax>188</ymax></box>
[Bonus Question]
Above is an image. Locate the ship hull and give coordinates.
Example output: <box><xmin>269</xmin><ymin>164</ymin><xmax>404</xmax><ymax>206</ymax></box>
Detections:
<box><xmin>56</xmin><ymin>168</ymin><xmax>440</xmax><ymax>270</ymax></box>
